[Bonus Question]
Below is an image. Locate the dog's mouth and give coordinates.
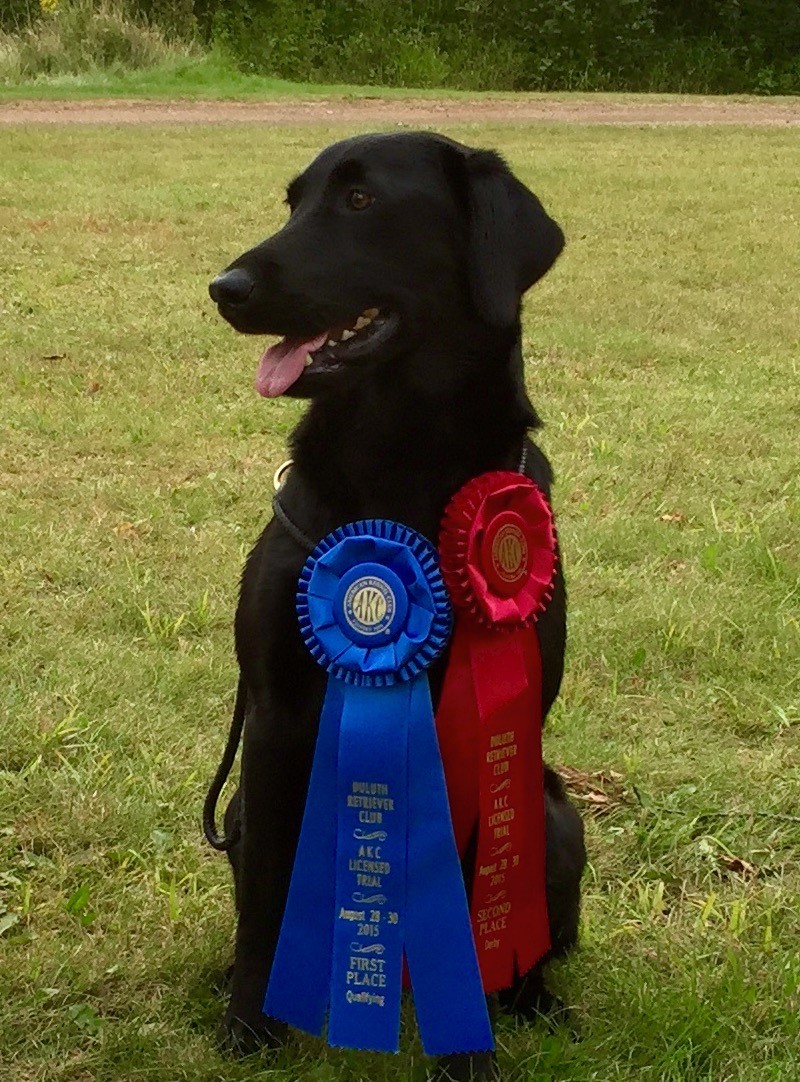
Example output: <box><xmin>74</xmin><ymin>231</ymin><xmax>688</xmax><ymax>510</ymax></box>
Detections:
<box><xmin>254</xmin><ymin>307</ymin><xmax>397</xmax><ymax>397</ymax></box>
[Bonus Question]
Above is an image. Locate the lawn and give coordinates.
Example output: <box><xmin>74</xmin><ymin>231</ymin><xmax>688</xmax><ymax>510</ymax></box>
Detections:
<box><xmin>1</xmin><ymin>119</ymin><xmax>799</xmax><ymax>1081</ymax></box>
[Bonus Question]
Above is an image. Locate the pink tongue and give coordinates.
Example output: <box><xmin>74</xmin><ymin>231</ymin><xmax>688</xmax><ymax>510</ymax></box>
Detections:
<box><xmin>255</xmin><ymin>332</ymin><xmax>328</xmax><ymax>398</ymax></box>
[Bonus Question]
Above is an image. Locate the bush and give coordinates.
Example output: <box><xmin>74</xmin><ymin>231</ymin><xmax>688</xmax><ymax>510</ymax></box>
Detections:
<box><xmin>0</xmin><ymin>0</ymin><xmax>37</xmax><ymax>34</ymax></box>
<box><xmin>203</xmin><ymin>0</ymin><xmax>657</xmax><ymax>91</ymax></box>
<box><xmin>205</xmin><ymin>0</ymin><xmax>799</xmax><ymax>92</ymax></box>
<box><xmin>0</xmin><ymin>0</ymin><xmax>194</xmax><ymax>79</ymax></box>
<box><xmin>0</xmin><ymin>0</ymin><xmax>798</xmax><ymax>92</ymax></box>
<box><xmin>125</xmin><ymin>0</ymin><xmax>196</xmax><ymax>39</ymax></box>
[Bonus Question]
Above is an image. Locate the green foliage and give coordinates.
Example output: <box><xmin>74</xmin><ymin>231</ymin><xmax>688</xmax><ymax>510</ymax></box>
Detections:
<box><xmin>203</xmin><ymin>0</ymin><xmax>656</xmax><ymax>90</ymax></box>
<box><xmin>198</xmin><ymin>0</ymin><xmax>800</xmax><ymax>92</ymax></box>
<box><xmin>0</xmin><ymin>0</ymin><xmax>37</xmax><ymax>33</ymax></box>
<box><xmin>1</xmin><ymin>0</ymin><xmax>799</xmax><ymax>91</ymax></box>
<box><xmin>0</xmin><ymin>0</ymin><xmax>195</xmax><ymax>81</ymax></box>
<box><xmin>654</xmin><ymin>0</ymin><xmax>800</xmax><ymax>92</ymax></box>
<box><xmin>125</xmin><ymin>0</ymin><xmax>197</xmax><ymax>39</ymax></box>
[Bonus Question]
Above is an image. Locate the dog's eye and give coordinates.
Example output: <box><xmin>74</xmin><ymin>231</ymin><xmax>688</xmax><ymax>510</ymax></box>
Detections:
<box><xmin>346</xmin><ymin>189</ymin><xmax>373</xmax><ymax>211</ymax></box>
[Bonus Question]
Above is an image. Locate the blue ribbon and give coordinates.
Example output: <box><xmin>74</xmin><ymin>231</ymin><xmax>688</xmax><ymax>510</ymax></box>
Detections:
<box><xmin>264</xmin><ymin>520</ymin><xmax>493</xmax><ymax>1056</ymax></box>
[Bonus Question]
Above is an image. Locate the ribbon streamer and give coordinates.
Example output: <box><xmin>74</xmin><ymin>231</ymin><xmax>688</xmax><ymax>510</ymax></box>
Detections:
<box><xmin>265</xmin><ymin>520</ymin><xmax>493</xmax><ymax>1056</ymax></box>
<box><xmin>436</xmin><ymin>472</ymin><xmax>557</xmax><ymax>994</ymax></box>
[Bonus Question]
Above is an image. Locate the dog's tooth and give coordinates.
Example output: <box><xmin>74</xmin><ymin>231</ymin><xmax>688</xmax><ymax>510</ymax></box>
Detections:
<box><xmin>341</xmin><ymin>329</ymin><xmax>356</xmax><ymax>340</ymax></box>
<box><xmin>327</xmin><ymin>338</ymin><xmax>337</xmax><ymax>347</ymax></box>
<box><xmin>354</xmin><ymin>316</ymin><xmax>370</xmax><ymax>330</ymax></box>
<box><xmin>363</xmin><ymin>307</ymin><xmax>379</xmax><ymax>319</ymax></box>
<box><xmin>305</xmin><ymin>354</ymin><xmax>314</xmax><ymax>367</ymax></box>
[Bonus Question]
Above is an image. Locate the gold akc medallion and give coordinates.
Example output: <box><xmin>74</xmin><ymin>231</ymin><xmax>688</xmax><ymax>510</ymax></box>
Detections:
<box><xmin>490</xmin><ymin>523</ymin><xmax>528</xmax><ymax>585</ymax></box>
<box><xmin>344</xmin><ymin>576</ymin><xmax>396</xmax><ymax>636</ymax></box>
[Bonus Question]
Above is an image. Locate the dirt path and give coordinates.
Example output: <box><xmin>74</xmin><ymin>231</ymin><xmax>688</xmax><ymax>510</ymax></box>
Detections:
<box><xmin>2</xmin><ymin>96</ymin><xmax>799</xmax><ymax>126</ymax></box>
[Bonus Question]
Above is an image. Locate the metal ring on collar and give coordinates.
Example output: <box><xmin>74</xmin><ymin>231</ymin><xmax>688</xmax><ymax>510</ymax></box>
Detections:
<box><xmin>273</xmin><ymin>458</ymin><xmax>294</xmax><ymax>492</ymax></box>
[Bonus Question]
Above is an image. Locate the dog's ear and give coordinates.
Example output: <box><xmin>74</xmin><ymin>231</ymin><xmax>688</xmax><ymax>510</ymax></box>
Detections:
<box><xmin>454</xmin><ymin>148</ymin><xmax>564</xmax><ymax>327</ymax></box>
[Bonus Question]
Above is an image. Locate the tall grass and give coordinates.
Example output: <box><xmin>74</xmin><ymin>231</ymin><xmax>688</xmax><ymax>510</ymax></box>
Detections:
<box><xmin>0</xmin><ymin>0</ymin><xmax>195</xmax><ymax>82</ymax></box>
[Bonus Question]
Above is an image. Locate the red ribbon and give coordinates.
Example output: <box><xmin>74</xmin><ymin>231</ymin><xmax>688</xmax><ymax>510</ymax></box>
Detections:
<box><xmin>436</xmin><ymin>471</ymin><xmax>557</xmax><ymax>994</ymax></box>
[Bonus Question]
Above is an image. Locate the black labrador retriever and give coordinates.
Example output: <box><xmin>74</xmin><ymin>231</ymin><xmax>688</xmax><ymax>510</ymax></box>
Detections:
<box><xmin>207</xmin><ymin>131</ymin><xmax>586</xmax><ymax>1079</ymax></box>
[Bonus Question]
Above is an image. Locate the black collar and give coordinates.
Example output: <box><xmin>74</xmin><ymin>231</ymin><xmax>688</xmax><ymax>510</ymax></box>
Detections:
<box><xmin>271</xmin><ymin>488</ymin><xmax>317</xmax><ymax>553</ymax></box>
<box><xmin>271</xmin><ymin>442</ymin><xmax>529</xmax><ymax>556</ymax></box>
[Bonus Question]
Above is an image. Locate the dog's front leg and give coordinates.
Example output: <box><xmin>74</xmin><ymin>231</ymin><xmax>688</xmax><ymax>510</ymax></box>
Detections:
<box><xmin>433</xmin><ymin>995</ymin><xmax>499</xmax><ymax>1082</ymax></box>
<box><xmin>220</xmin><ymin>702</ymin><xmax>314</xmax><ymax>1056</ymax></box>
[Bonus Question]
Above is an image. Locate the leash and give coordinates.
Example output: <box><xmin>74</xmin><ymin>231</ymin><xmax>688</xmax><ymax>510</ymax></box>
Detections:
<box><xmin>201</xmin><ymin>461</ymin><xmax>310</xmax><ymax>852</ymax></box>
<box><xmin>202</xmin><ymin>446</ymin><xmax>529</xmax><ymax>852</ymax></box>
<box><xmin>202</xmin><ymin>676</ymin><xmax>246</xmax><ymax>850</ymax></box>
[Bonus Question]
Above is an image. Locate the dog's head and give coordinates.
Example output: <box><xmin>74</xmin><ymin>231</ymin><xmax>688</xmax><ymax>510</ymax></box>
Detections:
<box><xmin>209</xmin><ymin>132</ymin><xmax>563</xmax><ymax>398</ymax></box>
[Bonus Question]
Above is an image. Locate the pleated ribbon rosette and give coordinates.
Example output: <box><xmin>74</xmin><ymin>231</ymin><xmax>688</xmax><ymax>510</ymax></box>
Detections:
<box><xmin>265</xmin><ymin>519</ymin><xmax>493</xmax><ymax>1056</ymax></box>
<box><xmin>436</xmin><ymin>472</ymin><xmax>557</xmax><ymax>993</ymax></box>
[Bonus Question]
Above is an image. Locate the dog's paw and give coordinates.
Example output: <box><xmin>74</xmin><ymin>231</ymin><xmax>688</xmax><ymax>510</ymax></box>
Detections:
<box><xmin>432</xmin><ymin>1052</ymin><xmax>499</xmax><ymax>1082</ymax></box>
<box><xmin>217</xmin><ymin>1012</ymin><xmax>288</xmax><ymax>1058</ymax></box>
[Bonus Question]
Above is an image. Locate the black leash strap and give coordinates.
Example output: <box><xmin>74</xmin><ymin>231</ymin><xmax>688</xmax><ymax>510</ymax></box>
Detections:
<box><xmin>202</xmin><ymin>676</ymin><xmax>246</xmax><ymax>851</ymax></box>
<box><xmin>202</xmin><ymin>485</ymin><xmax>315</xmax><ymax>853</ymax></box>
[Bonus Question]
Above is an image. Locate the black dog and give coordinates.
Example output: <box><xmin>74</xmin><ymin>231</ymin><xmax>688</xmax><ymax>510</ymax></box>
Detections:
<box><xmin>206</xmin><ymin>132</ymin><xmax>586</xmax><ymax>1079</ymax></box>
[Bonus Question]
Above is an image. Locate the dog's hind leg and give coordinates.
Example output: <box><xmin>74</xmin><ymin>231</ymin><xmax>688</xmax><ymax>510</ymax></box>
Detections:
<box><xmin>219</xmin><ymin>703</ymin><xmax>314</xmax><ymax>1057</ymax></box>
<box><xmin>209</xmin><ymin>789</ymin><xmax>243</xmax><ymax>998</ymax></box>
<box><xmin>434</xmin><ymin>1049</ymin><xmax>499</xmax><ymax>1081</ymax></box>
<box><xmin>498</xmin><ymin>767</ymin><xmax>585</xmax><ymax>1027</ymax></box>
<box><xmin>223</xmin><ymin>788</ymin><xmax>242</xmax><ymax>908</ymax></box>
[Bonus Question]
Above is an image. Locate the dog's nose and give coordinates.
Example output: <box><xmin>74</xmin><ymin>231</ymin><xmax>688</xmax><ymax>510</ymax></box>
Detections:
<box><xmin>209</xmin><ymin>268</ymin><xmax>254</xmax><ymax>306</ymax></box>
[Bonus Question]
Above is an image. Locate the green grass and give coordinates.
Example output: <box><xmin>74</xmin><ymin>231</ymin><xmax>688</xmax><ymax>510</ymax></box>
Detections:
<box><xmin>0</xmin><ymin>48</ymin><xmax>391</xmax><ymax>101</ymax></box>
<box><xmin>1</xmin><ymin>119</ymin><xmax>799</xmax><ymax>1080</ymax></box>
<box><xmin>3</xmin><ymin>52</ymin><xmax>800</xmax><ymax>103</ymax></box>
<box><xmin>0</xmin><ymin>52</ymin><xmax>491</xmax><ymax>100</ymax></box>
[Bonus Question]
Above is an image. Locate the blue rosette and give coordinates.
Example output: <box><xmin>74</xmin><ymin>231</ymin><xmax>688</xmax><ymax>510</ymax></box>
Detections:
<box><xmin>264</xmin><ymin>520</ymin><xmax>493</xmax><ymax>1057</ymax></box>
<box><xmin>298</xmin><ymin>518</ymin><xmax>452</xmax><ymax>685</ymax></box>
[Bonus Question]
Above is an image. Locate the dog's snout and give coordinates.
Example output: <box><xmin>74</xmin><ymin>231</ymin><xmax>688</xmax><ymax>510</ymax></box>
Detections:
<box><xmin>209</xmin><ymin>268</ymin><xmax>254</xmax><ymax>306</ymax></box>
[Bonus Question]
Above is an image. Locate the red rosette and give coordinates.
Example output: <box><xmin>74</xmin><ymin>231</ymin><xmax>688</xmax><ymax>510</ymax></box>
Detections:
<box><xmin>436</xmin><ymin>471</ymin><xmax>557</xmax><ymax>994</ymax></box>
<box><xmin>440</xmin><ymin>471</ymin><xmax>556</xmax><ymax>628</ymax></box>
